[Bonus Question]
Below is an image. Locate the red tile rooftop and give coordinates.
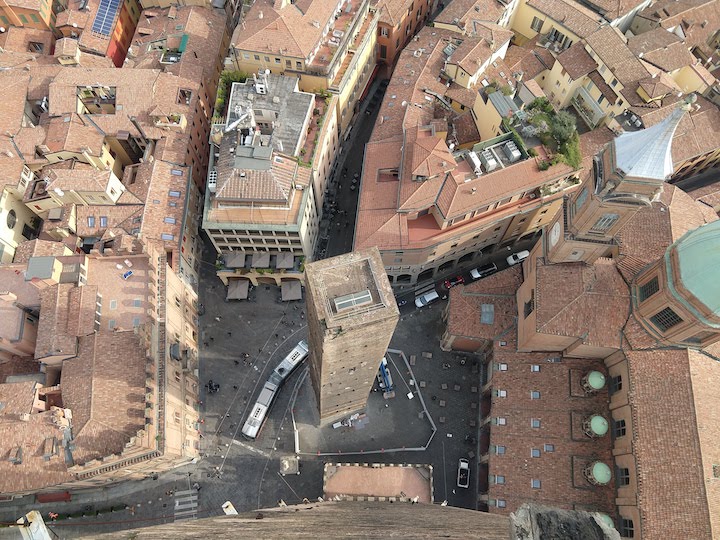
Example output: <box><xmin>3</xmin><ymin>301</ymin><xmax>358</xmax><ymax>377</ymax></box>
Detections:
<box><xmin>483</xmin><ymin>348</ymin><xmax>615</xmax><ymax>516</ymax></box>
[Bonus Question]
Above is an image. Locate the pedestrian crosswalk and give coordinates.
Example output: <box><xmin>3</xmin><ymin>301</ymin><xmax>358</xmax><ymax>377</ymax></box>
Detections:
<box><xmin>174</xmin><ymin>488</ymin><xmax>199</xmax><ymax>521</ymax></box>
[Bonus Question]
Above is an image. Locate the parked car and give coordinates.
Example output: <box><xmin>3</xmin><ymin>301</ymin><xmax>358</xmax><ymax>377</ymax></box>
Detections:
<box><xmin>414</xmin><ymin>290</ymin><xmax>440</xmax><ymax>308</ymax></box>
<box><xmin>470</xmin><ymin>263</ymin><xmax>498</xmax><ymax>280</ymax></box>
<box><xmin>444</xmin><ymin>275</ymin><xmax>465</xmax><ymax>289</ymax></box>
<box><xmin>506</xmin><ymin>250</ymin><xmax>530</xmax><ymax>266</ymax></box>
<box><xmin>457</xmin><ymin>458</ymin><xmax>470</xmax><ymax>488</ymax></box>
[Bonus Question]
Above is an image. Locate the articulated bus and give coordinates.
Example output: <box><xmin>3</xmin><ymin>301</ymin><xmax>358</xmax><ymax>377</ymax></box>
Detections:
<box><xmin>241</xmin><ymin>340</ymin><xmax>309</xmax><ymax>439</ymax></box>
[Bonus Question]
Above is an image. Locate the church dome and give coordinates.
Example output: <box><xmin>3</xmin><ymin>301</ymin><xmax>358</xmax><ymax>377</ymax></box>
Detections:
<box><xmin>673</xmin><ymin>220</ymin><xmax>720</xmax><ymax>316</ymax></box>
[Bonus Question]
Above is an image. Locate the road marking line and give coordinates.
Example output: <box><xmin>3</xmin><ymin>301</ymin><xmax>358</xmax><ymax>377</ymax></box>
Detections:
<box><xmin>232</xmin><ymin>439</ymin><xmax>273</xmax><ymax>458</ymax></box>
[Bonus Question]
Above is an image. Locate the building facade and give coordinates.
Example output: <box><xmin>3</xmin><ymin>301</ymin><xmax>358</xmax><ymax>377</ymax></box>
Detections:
<box><xmin>305</xmin><ymin>247</ymin><xmax>398</xmax><ymax>424</ymax></box>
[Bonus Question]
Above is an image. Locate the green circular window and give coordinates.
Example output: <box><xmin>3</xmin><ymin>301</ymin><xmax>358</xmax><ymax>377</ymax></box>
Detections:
<box><xmin>6</xmin><ymin>209</ymin><xmax>16</xmax><ymax>230</ymax></box>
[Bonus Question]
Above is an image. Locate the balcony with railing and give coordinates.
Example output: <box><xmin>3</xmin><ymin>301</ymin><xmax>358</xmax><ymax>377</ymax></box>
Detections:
<box><xmin>570</xmin><ymin>87</ymin><xmax>605</xmax><ymax>129</ymax></box>
<box><xmin>305</xmin><ymin>0</ymin><xmax>371</xmax><ymax>78</ymax></box>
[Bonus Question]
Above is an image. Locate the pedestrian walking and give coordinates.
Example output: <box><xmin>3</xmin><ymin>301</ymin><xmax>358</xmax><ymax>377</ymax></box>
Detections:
<box><xmin>227</xmin><ymin>331</ymin><xmax>232</xmax><ymax>337</ymax></box>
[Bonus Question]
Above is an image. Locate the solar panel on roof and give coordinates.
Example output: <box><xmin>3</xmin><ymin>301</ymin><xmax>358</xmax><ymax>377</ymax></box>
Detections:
<box><xmin>91</xmin><ymin>0</ymin><xmax>121</xmax><ymax>36</ymax></box>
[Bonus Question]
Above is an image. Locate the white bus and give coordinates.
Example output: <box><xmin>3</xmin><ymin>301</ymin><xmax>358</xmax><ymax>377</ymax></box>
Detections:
<box><xmin>241</xmin><ymin>340</ymin><xmax>309</xmax><ymax>439</ymax></box>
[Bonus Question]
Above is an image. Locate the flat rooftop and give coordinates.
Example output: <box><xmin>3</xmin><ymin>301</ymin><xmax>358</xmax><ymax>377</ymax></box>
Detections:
<box><xmin>323</xmin><ymin>463</ymin><xmax>433</xmax><ymax>503</ymax></box>
<box><xmin>226</xmin><ymin>75</ymin><xmax>313</xmax><ymax>155</ymax></box>
<box><xmin>304</xmin><ymin>248</ymin><xmax>398</xmax><ymax>325</ymax></box>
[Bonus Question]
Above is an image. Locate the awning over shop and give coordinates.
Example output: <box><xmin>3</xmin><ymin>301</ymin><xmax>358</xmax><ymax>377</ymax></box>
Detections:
<box><xmin>275</xmin><ymin>252</ymin><xmax>294</xmax><ymax>269</ymax></box>
<box><xmin>224</xmin><ymin>252</ymin><xmax>246</xmax><ymax>268</ymax></box>
<box><xmin>251</xmin><ymin>252</ymin><xmax>270</xmax><ymax>268</ymax></box>
<box><xmin>227</xmin><ymin>279</ymin><xmax>250</xmax><ymax>300</ymax></box>
<box><xmin>281</xmin><ymin>280</ymin><xmax>302</xmax><ymax>301</ymax></box>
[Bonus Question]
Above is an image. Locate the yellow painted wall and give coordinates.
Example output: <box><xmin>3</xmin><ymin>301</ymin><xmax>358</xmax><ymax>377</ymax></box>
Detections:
<box><xmin>471</xmin><ymin>94</ymin><xmax>503</xmax><ymax>140</ymax></box>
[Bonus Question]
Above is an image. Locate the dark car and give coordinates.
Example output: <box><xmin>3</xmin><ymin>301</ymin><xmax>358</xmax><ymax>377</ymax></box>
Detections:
<box><xmin>444</xmin><ymin>275</ymin><xmax>465</xmax><ymax>289</ymax></box>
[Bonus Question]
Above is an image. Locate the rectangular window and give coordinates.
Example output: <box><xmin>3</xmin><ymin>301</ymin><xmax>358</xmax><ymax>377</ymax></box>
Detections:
<box><xmin>650</xmin><ymin>307</ymin><xmax>683</xmax><ymax>332</ymax></box>
<box><xmin>638</xmin><ymin>277</ymin><xmax>659</xmax><ymax>302</ymax></box>
<box><xmin>530</xmin><ymin>16</ymin><xmax>543</xmax><ymax>32</ymax></box>
<box><xmin>531</xmin><ymin>365</ymin><xmax>540</xmax><ymax>372</ymax></box>
<box><xmin>264</xmin><ymin>56</ymin><xmax>270</xmax><ymax>62</ymax></box>
<box><xmin>19</xmin><ymin>14</ymin><xmax>28</xmax><ymax>23</ymax></box>
<box><xmin>296</xmin><ymin>61</ymin><xmax>302</xmax><ymax>69</ymax></box>
<box><xmin>108</xmin><ymin>319</ymin><xmax>115</xmax><ymax>329</ymax></box>
<box><xmin>110</xmin><ymin>299</ymin><xmax>117</xmax><ymax>310</ymax></box>
<box><xmin>171</xmin><ymin>169</ymin><xmax>184</xmax><ymax>176</ymax></box>
<box><xmin>496</xmin><ymin>390</ymin><xmax>507</xmax><ymax>397</ymax></box>
<box><xmin>164</xmin><ymin>217</ymin><xmax>176</xmax><ymax>224</ymax></box>
<box><xmin>169</xmin><ymin>190</ymin><xmax>181</xmax><ymax>197</ymax></box>
<box><xmin>380</xmin><ymin>44</ymin><xmax>387</xmax><ymax>58</ymax></box>
<box><xmin>497</xmin><ymin>363</ymin><xmax>508</xmax><ymax>371</ymax></box>
<box><xmin>496</xmin><ymin>499</ymin><xmax>506</xmax><ymax>508</ymax></box>
<box><xmin>531</xmin><ymin>479</ymin><xmax>541</xmax><ymax>489</ymax></box>
<box><xmin>531</xmin><ymin>419</ymin><xmax>541</xmax><ymax>428</ymax></box>
<box><xmin>620</xmin><ymin>519</ymin><xmax>634</xmax><ymax>538</ymax></box>
<box><xmin>496</xmin><ymin>417</ymin><xmax>507</xmax><ymax>425</ymax></box>
<box><xmin>133</xmin><ymin>299</ymin><xmax>142</xmax><ymax>307</ymax></box>
<box><xmin>531</xmin><ymin>391</ymin><xmax>541</xmax><ymax>399</ymax></box>
<box><xmin>617</xmin><ymin>467</ymin><xmax>630</xmax><ymax>486</ymax></box>
<box><xmin>161</xmin><ymin>233</ymin><xmax>175</xmax><ymax>241</ymax></box>
<box><xmin>495</xmin><ymin>445</ymin><xmax>506</xmax><ymax>455</ymax></box>
<box><xmin>544</xmin><ymin>444</ymin><xmax>555</xmax><ymax>452</ymax></box>
<box><xmin>243</xmin><ymin>53</ymin><xmax>250</xmax><ymax>59</ymax></box>
<box><xmin>275</xmin><ymin>57</ymin><xmax>281</xmax><ymax>64</ymax></box>
<box><xmin>531</xmin><ymin>448</ymin><xmax>541</xmax><ymax>458</ymax></box>
<box><xmin>590</xmin><ymin>213</ymin><xmax>619</xmax><ymax>234</ymax></box>
<box><xmin>575</xmin><ymin>188</ymin><xmax>588</xmax><ymax>210</ymax></box>
<box><xmin>100</xmin><ymin>216</ymin><xmax>107</xmax><ymax>227</ymax></box>
<box><xmin>597</xmin><ymin>94</ymin><xmax>605</xmax><ymax>105</ymax></box>
<box><xmin>380</xmin><ymin>27</ymin><xmax>388</xmax><ymax>37</ymax></box>
<box><xmin>286</xmin><ymin>59</ymin><xmax>291</xmax><ymax>67</ymax></box>
<box><xmin>614</xmin><ymin>419</ymin><xmax>626</xmax><ymax>437</ymax></box>
<box><xmin>495</xmin><ymin>475</ymin><xmax>505</xmax><ymax>484</ymax></box>
<box><xmin>254</xmin><ymin>54</ymin><xmax>260</xmax><ymax>60</ymax></box>
<box><xmin>30</xmin><ymin>14</ymin><xmax>40</xmax><ymax>22</ymax></box>
<box><xmin>88</xmin><ymin>216</ymin><xmax>96</xmax><ymax>227</ymax></box>
<box><xmin>610</xmin><ymin>375</ymin><xmax>622</xmax><ymax>394</ymax></box>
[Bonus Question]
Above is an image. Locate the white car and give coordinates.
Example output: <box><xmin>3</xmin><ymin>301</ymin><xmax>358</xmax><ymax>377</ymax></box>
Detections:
<box><xmin>506</xmin><ymin>250</ymin><xmax>530</xmax><ymax>266</ymax></box>
<box><xmin>414</xmin><ymin>290</ymin><xmax>440</xmax><ymax>308</ymax></box>
<box><xmin>457</xmin><ymin>458</ymin><xmax>470</xmax><ymax>488</ymax></box>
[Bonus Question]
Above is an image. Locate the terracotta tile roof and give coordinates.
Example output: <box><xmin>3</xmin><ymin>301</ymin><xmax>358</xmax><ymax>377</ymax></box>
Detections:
<box><xmin>525</xmin><ymin>0</ymin><xmax>604</xmax><ymax>38</ymax></box>
<box><xmin>502</xmin><ymin>42</ymin><xmax>554</xmax><ymax>80</ymax></box>
<box><xmin>451</xmin><ymin>110</ymin><xmax>481</xmax><ymax>146</ymax></box>
<box><xmin>234</xmin><ymin>0</ymin><xmax>345</xmax><ymax>58</ymax></box>
<box><xmin>634</xmin><ymin>0</ymin><xmax>720</xmax><ymax>57</ymax></box>
<box><xmin>556</xmin><ymin>42</ymin><xmax>597</xmax><ymax>80</ymax></box>
<box><xmin>12</xmin><ymin>239</ymin><xmax>71</xmax><ymax>264</ymax></box>
<box><xmin>434</xmin><ymin>0</ymin><xmax>506</xmax><ymax>27</ymax></box>
<box><xmin>534</xmin><ymin>257</ymin><xmax>630</xmax><ymax>348</ymax></box>
<box><xmin>55</xmin><ymin>7</ymin><xmax>89</xmax><ymax>29</ymax></box>
<box><xmin>637</xmin><ymin>73</ymin><xmax>679</xmax><ymax>98</ymax></box>
<box><xmin>375</xmin><ymin>0</ymin><xmax>415</xmax><ymax>26</ymax></box>
<box><xmin>75</xmin><ymin>204</ymin><xmax>143</xmax><ymax>238</ymax></box>
<box><xmin>0</xmin><ymin>27</ymin><xmax>54</xmax><ymax>55</ymax></box>
<box><xmin>627</xmin><ymin>27</ymin><xmax>697</xmax><ymax>72</ymax></box>
<box><xmin>446</xmin><ymin>267</ymin><xmax>523</xmax><ymax>341</ymax></box>
<box><xmin>625</xmin><ymin>348</ymin><xmax>714</xmax><ymax>539</ymax></box>
<box><xmin>126</xmin><ymin>6</ymin><xmax>227</xmax><ymax>83</ymax></box>
<box><xmin>488</xmin><ymin>346</ymin><xmax>615</xmax><ymax>516</ymax></box>
<box><xmin>0</xmin><ymin>407</ymin><xmax>73</xmax><ymax>493</ymax></box>
<box><xmin>580</xmin><ymin>0</ymin><xmax>647</xmax><ymax>21</ymax></box>
<box><xmin>587</xmin><ymin>70</ymin><xmax>618</xmax><ymax>103</ymax></box>
<box><xmin>36</xmin><ymin>284</ymin><xmax>81</xmax><ymax>360</ymax></box>
<box><xmin>46</xmin><ymin>166</ymin><xmax>112</xmax><ymax>192</ymax></box>
<box><xmin>60</xmin><ymin>331</ymin><xmax>148</xmax><ymax>465</ymax></box>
